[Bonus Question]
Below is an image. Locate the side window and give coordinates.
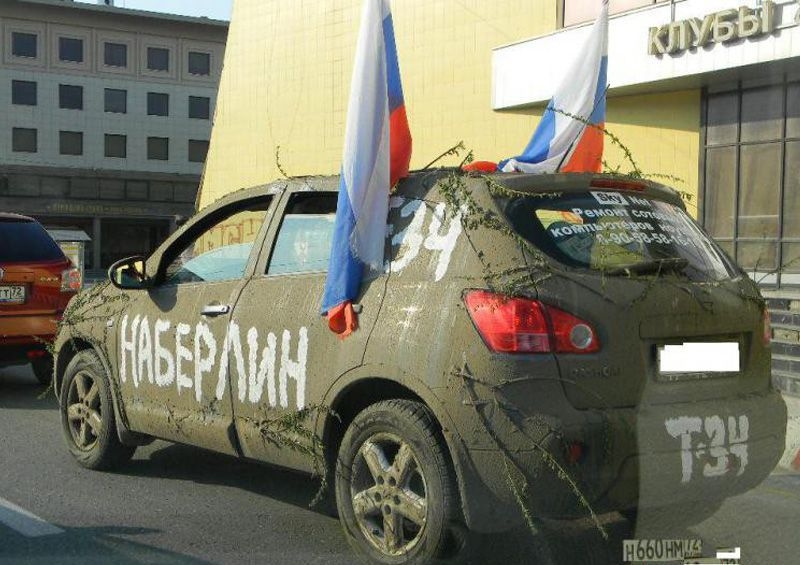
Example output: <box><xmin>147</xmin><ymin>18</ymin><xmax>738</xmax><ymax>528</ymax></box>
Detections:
<box><xmin>164</xmin><ymin>197</ymin><xmax>272</xmax><ymax>285</ymax></box>
<box><xmin>267</xmin><ymin>193</ymin><xmax>337</xmax><ymax>275</ymax></box>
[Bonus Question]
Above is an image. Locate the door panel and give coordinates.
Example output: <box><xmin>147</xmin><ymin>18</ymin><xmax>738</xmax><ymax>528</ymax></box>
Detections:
<box><xmin>115</xmin><ymin>195</ymin><xmax>275</xmax><ymax>455</ymax></box>
<box><xmin>229</xmin><ymin>191</ymin><xmax>384</xmax><ymax>472</ymax></box>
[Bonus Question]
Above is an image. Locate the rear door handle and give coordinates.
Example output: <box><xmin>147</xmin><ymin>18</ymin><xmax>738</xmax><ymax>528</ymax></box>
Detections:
<box><xmin>201</xmin><ymin>304</ymin><xmax>230</xmax><ymax>317</ymax></box>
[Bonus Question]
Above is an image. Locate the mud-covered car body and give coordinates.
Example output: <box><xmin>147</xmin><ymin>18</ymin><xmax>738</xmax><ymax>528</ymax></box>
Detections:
<box><xmin>54</xmin><ymin>170</ymin><xmax>786</xmax><ymax>537</ymax></box>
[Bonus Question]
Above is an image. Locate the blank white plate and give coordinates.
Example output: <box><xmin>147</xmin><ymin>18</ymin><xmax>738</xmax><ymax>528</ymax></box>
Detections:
<box><xmin>658</xmin><ymin>342</ymin><xmax>739</xmax><ymax>373</ymax></box>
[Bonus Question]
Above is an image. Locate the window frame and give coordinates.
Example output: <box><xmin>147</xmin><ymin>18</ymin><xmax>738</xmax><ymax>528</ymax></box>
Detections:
<box><xmin>103</xmin><ymin>41</ymin><xmax>128</xmax><ymax>68</ymax></box>
<box><xmin>188</xmin><ymin>95</ymin><xmax>211</xmax><ymax>119</ymax></box>
<box><xmin>147</xmin><ymin>136</ymin><xmax>170</xmax><ymax>161</ymax></box>
<box><xmin>146</xmin><ymin>92</ymin><xmax>170</xmax><ymax>116</ymax></box>
<box><xmin>104</xmin><ymin>88</ymin><xmax>127</xmax><ymax>114</ymax></box>
<box><xmin>187</xmin><ymin>51</ymin><xmax>211</xmax><ymax>76</ymax></box>
<box><xmin>12</xmin><ymin>127</ymin><xmax>37</xmax><ymax>153</ymax></box>
<box><xmin>59</xmin><ymin>83</ymin><xmax>84</xmax><ymax>110</ymax></box>
<box><xmin>11</xmin><ymin>80</ymin><xmax>37</xmax><ymax>106</ymax></box>
<box><xmin>11</xmin><ymin>31</ymin><xmax>37</xmax><ymax>58</ymax></box>
<box><xmin>700</xmin><ymin>77</ymin><xmax>799</xmax><ymax>287</ymax></box>
<box><xmin>154</xmin><ymin>194</ymin><xmax>275</xmax><ymax>286</ymax></box>
<box><xmin>264</xmin><ymin>191</ymin><xmax>339</xmax><ymax>277</ymax></box>
<box><xmin>58</xmin><ymin>36</ymin><xmax>84</xmax><ymax>63</ymax></box>
<box><xmin>188</xmin><ymin>139</ymin><xmax>210</xmax><ymax>163</ymax></box>
<box><xmin>59</xmin><ymin>130</ymin><xmax>83</xmax><ymax>156</ymax></box>
<box><xmin>146</xmin><ymin>46</ymin><xmax>170</xmax><ymax>72</ymax></box>
<box><xmin>104</xmin><ymin>134</ymin><xmax>127</xmax><ymax>158</ymax></box>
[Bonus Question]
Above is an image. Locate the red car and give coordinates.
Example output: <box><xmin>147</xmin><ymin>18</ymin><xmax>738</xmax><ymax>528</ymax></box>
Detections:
<box><xmin>0</xmin><ymin>213</ymin><xmax>81</xmax><ymax>384</ymax></box>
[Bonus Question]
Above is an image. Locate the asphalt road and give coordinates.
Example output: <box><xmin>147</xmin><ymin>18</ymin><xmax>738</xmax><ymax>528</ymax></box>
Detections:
<box><xmin>2</xmin><ymin>363</ymin><xmax>799</xmax><ymax>565</ymax></box>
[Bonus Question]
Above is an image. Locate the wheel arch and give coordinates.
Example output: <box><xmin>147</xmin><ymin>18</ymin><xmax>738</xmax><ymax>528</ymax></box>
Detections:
<box><xmin>55</xmin><ymin>338</ymin><xmax>151</xmax><ymax>447</ymax></box>
<box><xmin>319</xmin><ymin>366</ymin><xmax>470</xmax><ymax>526</ymax></box>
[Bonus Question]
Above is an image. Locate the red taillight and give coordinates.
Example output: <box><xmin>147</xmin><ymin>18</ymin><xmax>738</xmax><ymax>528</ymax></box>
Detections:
<box><xmin>763</xmin><ymin>308</ymin><xmax>772</xmax><ymax>347</ymax></box>
<box><xmin>61</xmin><ymin>268</ymin><xmax>82</xmax><ymax>292</ymax></box>
<box><xmin>463</xmin><ymin>290</ymin><xmax>600</xmax><ymax>354</ymax></box>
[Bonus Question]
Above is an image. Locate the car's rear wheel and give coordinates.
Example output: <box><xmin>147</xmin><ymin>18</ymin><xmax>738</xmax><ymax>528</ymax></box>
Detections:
<box><xmin>335</xmin><ymin>399</ymin><xmax>460</xmax><ymax>564</ymax></box>
<box><xmin>59</xmin><ymin>350</ymin><xmax>135</xmax><ymax>470</ymax></box>
<box><xmin>30</xmin><ymin>355</ymin><xmax>54</xmax><ymax>386</ymax></box>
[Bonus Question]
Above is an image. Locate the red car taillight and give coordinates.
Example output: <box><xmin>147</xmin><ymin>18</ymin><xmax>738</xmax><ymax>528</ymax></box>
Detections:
<box><xmin>61</xmin><ymin>267</ymin><xmax>81</xmax><ymax>292</ymax></box>
<box><xmin>763</xmin><ymin>308</ymin><xmax>772</xmax><ymax>347</ymax></box>
<box><xmin>463</xmin><ymin>290</ymin><xmax>600</xmax><ymax>354</ymax></box>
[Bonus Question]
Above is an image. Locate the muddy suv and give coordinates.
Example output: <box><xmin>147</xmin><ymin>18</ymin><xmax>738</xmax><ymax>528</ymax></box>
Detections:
<box><xmin>53</xmin><ymin>171</ymin><xmax>787</xmax><ymax>563</ymax></box>
<box><xmin>0</xmin><ymin>213</ymin><xmax>81</xmax><ymax>384</ymax></box>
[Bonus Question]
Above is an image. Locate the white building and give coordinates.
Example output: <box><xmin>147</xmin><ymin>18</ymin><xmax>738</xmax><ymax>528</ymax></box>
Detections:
<box><xmin>0</xmin><ymin>0</ymin><xmax>227</xmax><ymax>277</ymax></box>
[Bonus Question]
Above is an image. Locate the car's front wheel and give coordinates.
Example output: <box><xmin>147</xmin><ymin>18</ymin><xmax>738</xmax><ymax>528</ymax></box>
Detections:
<box><xmin>335</xmin><ymin>399</ymin><xmax>460</xmax><ymax>564</ymax></box>
<box><xmin>59</xmin><ymin>350</ymin><xmax>135</xmax><ymax>470</ymax></box>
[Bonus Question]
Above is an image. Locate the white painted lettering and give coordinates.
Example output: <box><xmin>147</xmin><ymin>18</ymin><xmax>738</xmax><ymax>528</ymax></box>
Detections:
<box><xmin>154</xmin><ymin>319</ymin><xmax>174</xmax><ymax>387</ymax></box>
<box><xmin>194</xmin><ymin>322</ymin><xmax>217</xmax><ymax>403</ymax></box>
<box><xmin>703</xmin><ymin>415</ymin><xmax>728</xmax><ymax>478</ymax></box>
<box><xmin>137</xmin><ymin>317</ymin><xmax>154</xmax><ymax>386</ymax></box>
<box><xmin>279</xmin><ymin>327</ymin><xmax>308</xmax><ymax>409</ymax></box>
<box><xmin>388</xmin><ymin>198</ymin><xmax>426</xmax><ymax>274</ymax></box>
<box><xmin>119</xmin><ymin>314</ymin><xmax>136</xmax><ymax>384</ymax></box>
<box><xmin>424</xmin><ymin>203</ymin><xmax>463</xmax><ymax>282</ymax></box>
<box><xmin>175</xmin><ymin>323</ymin><xmax>193</xmax><ymax>395</ymax></box>
<box><xmin>250</xmin><ymin>330</ymin><xmax>278</xmax><ymax>406</ymax></box>
<box><xmin>665</xmin><ymin>416</ymin><xmax>703</xmax><ymax>483</ymax></box>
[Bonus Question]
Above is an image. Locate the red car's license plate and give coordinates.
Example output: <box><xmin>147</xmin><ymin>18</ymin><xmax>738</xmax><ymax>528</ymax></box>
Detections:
<box><xmin>0</xmin><ymin>285</ymin><xmax>26</xmax><ymax>303</ymax></box>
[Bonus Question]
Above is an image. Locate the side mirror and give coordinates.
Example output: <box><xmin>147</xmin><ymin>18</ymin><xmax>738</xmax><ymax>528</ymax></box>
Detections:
<box><xmin>108</xmin><ymin>256</ymin><xmax>151</xmax><ymax>290</ymax></box>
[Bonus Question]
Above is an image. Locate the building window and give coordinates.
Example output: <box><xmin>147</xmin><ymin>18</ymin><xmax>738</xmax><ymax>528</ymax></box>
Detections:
<box><xmin>59</xmin><ymin>37</ymin><xmax>84</xmax><ymax>63</ymax></box>
<box><xmin>188</xmin><ymin>96</ymin><xmax>210</xmax><ymax>119</ymax></box>
<box><xmin>59</xmin><ymin>131</ymin><xmax>83</xmax><ymax>156</ymax></box>
<box><xmin>11</xmin><ymin>32</ymin><xmax>37</xmax><ymax>58</ymax></box>
<box><xmin>147</xmin><ymin>92</ymin><xmax>169</xmax><ymax>116</ymax></box>
<box><xmin>105</xmin><ymin>134</ymin><xmax>127</xmax><ymax>158</ymax></box>
<box><xmin>703</xmin><ymin>78</ymin><xmax>800</xmax><ymax>286</ymax></box>
<box><xmin>12</xmin><ymin>80</ymin><xmax>37</xmax><ymax>106</ymax></box>
<box><xmin>12</xmin><ymin>128</ymin><xmax>37</xmax><ymax>153</ymax></box>
<box><xmin>188</xmin><ymin>51</ymin><xmax>211</xmax><ymax>75</ymax></box>
<box><xmin>147</xmin><ymin>47</ymin><xmax>169</xmax><ymax>71</ymax></box>
<box><xmin>147</xmin><ymin>137</ymin><xmax>169</xmax><ymax>160</ymax></box>
<box><xmin>59</xmin><ymin>84</ymin><xmax>83</xmax><ymax>110</ymax></box>
<box><xmin>104</xmin><ymin>42</ymin><xmax>127</xmax><ymax>67</ymax></box>
<box><xmin>188</xmin><ymin>139</ymin><xmax>209</xmax><ymax>163</ymax></box>
<box><xmin>104</xmin><ymin>88</ymin><xmax>127</xmax><ymax>113</ymax></box>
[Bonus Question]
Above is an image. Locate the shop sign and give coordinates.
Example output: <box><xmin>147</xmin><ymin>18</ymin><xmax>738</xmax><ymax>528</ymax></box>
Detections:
<box><xmin>648</xmin><ymin>1</ymin><xmax>789</xmax><ymax>55</ymax></box>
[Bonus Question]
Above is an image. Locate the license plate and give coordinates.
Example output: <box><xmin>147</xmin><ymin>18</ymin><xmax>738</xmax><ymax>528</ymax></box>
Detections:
<box><xmin>0</xmin><ymin>285</ymin><xmax>26</xmax><ymax>304</ymax></box>
<box><xmin>658</xmin><ymin>342</ymin><xmax>739</xmax><ymax>373</ymax></box>
<box><xmin>622</xmin><ymin>538</ymin><xmax>702</xmax><ymax>562</ymax></box>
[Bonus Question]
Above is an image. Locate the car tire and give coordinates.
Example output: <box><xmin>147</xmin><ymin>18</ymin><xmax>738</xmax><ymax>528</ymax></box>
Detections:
<box><xmin>59</xmin><ymin>350</ymin><xmax>135</xmax><ymax>471</ymax></box>
<box><xmin>30</xmin><ymin>355</ymin><xmax>53</xmax><ymax>386</ymax></box>
<box><xmin>335</xmin><ymin>399</ymin><xmax>460</xmax><ymax>565</ymax></box>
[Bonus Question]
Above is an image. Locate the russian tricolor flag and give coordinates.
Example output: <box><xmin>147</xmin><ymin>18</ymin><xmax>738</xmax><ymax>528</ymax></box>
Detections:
<box><xmin>499</xmin><ymin>0</ymin><xmax>608</xmax><ymax>174</ymax></box>
<box><xmin>321</xmin><ymin>0</ymin><xmax>411</xmax><ymax>338</ymax></box>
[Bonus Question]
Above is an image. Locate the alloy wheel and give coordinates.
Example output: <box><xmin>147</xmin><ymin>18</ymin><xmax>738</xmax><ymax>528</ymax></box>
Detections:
<box><xmin>350</xmin><ymin>432</ymin><xmax>428</xmax><ymax>557</ymax></box>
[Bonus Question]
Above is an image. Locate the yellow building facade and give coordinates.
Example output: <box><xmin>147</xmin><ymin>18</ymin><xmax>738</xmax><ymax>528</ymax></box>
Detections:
<box><xmin>200</xmin><ymin>0</ymin><xmax>700</xmax><ymax>210</ymax></box>
<box><xmin>202</xmin><ymin>0</ymin><xmax>800</xmax><ymax>286</ymax></box>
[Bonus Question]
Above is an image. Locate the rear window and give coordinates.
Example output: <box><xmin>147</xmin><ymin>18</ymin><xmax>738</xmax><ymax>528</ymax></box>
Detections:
<box><xmin>0</xmin><ymin>220</ymin><xmax>66</xmax><ymax>263</ymax></box>
<box><xmin>501</xmin><ymin>190</ymin><xmax>735</xmax><ymax>282</ymax></box>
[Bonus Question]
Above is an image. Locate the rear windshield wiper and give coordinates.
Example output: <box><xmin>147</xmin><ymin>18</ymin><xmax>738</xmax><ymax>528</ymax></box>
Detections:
<box><xmin>603</xmin><ymin>257</ymin><xmax>690</xmax><ymax>277</ymax></box>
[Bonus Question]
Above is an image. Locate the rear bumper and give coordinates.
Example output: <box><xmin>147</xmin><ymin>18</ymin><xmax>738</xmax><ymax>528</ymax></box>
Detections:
<box><xmin>451</xmin><ymin>389</ymin><xmax>786</xmax><ymax>530</ymax></box>
<box><xmin>0</xmin><ymin>314</ymin><xmax>59</xmax><ymax>341</ymax></box>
